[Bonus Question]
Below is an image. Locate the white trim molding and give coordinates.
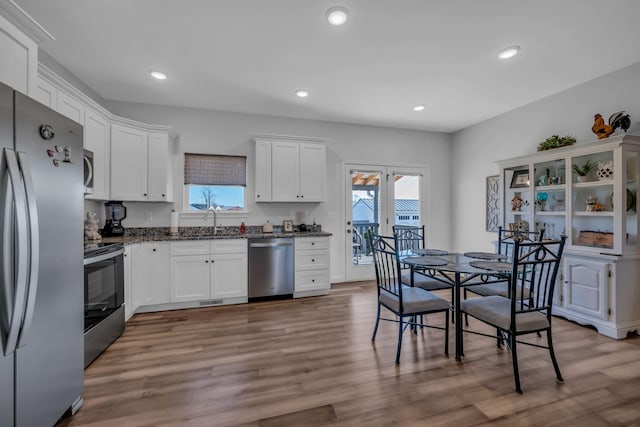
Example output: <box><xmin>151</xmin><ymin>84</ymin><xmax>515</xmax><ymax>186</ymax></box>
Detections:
<box><xmin>0</xmin><ymin>0</ymin><xmax>54</xmax><ymax>43</ymax></box>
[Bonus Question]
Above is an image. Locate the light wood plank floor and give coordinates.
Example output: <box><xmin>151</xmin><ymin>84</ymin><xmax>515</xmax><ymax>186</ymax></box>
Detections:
<box><xmin>57</xmin><ymin>282</ymin><xmax>640</xmax><ymax>427</ymax></box>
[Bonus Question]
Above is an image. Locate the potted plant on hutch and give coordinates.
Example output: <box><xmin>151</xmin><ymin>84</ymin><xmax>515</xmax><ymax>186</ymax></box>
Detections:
<box><xmin>572</xmin><ymin>160</ymin><xmax>596</xmax><ymax>183</ymax></box>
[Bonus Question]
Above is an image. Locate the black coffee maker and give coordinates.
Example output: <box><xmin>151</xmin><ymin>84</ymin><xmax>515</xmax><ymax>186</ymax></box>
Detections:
<box><xmin>103</xmin><ymin>201</ymin><xmax>127</xmax><ymax>236</ymax></box>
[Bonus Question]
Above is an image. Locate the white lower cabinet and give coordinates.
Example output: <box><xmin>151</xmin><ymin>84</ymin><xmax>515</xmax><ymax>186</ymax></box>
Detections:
<box><xmin>170</xmin><ymin>239</ymin><xmax>247</xmax><ymax>305</ymax></box>
<box><xmin>553</xmin><ymin>252</ymin><xmax>640</xmax><ymax>339</ymax></box>
<box><xmin>294</xmin><ymin>237</ymin><xmax>330</xmax><ymax>297</ymax></box>
<box><xmin>123</xmin><ymin>245</ymin><xmax>135</xmax><ymax>320</ymax></box>
<box><xmin>132</xmin><ymin>242</ymin><xmax>171</xmax><ymax>308</ymax></box>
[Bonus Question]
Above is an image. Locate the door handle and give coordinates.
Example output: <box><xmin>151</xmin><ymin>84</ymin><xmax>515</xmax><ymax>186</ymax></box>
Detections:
<box><xmin>2</xmin><ymin>149</ymin><xmax>29</xmax><ymax>355</ymax></box>
<box><xmin>16</xmin><ymin>151</ymin><xmax>40</xmax><ymax>349</ymax></box>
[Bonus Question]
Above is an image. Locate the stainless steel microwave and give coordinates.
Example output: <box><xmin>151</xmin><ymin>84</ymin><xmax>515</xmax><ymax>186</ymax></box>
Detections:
<box><xmin>83</xmin><ymin>149</ymin><xmax>94</xmax><ymax>194</ymax></box>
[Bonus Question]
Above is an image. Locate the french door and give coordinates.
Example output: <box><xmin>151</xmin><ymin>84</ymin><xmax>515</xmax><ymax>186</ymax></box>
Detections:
<box><xmin>344</xmin><ymin>163</ymin><xmax>426</xmax><ymax>282</ymax></box>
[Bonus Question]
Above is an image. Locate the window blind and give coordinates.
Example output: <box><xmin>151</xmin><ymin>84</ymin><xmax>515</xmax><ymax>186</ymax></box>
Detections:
<box><xmin>184</xmin><ymin>153</ymin><xmax>247</xmax><ymax>186</ymax></box>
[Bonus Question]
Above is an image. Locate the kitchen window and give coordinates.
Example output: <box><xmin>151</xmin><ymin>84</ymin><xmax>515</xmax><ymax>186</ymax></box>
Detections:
<box><xmin>184</xmin><ymin>153</ymin><xmax>247</xmax><ymax>212</ymax></box>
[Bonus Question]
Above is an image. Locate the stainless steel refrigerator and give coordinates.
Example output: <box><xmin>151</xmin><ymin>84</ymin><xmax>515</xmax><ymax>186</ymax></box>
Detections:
<box><xmin>1</xmin><ymin>82</ymin><xmax>84</xmax><ymax>426</ymax></box>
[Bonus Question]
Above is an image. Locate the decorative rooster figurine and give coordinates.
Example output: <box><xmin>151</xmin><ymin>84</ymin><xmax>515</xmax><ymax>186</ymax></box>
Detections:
<box><xmin>592</xmin><ymin>111</ymin><xmax>631</xmax><ymax>139</ymax></box>
<box><xmin>592</xmin><ymin>114</ymin><xmax>613</xmax><ymax>139</ymax></box>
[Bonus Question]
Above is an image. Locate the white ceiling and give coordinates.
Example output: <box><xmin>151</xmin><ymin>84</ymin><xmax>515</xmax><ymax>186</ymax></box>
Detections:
<box><xmin>14</xmin><ymin>0</ymin><xmax>640</xmax><ymax>133</ymax></box>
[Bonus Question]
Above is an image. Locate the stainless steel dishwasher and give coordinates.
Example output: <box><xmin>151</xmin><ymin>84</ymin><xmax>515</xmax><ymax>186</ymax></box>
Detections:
<box><xmin>248</xmin><ymin>237</ymin><xmax>294</xmax><ymax>298</ymax></box>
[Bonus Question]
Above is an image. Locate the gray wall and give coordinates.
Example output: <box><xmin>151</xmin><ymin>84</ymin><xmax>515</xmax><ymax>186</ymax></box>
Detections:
<box><xmin>94</xmin><ymin>103</ymin><xmax>452</xmax><ymax>282</ymax></box>
<box><xmin>450</xmin><ymin>61</ymin><xmax>640</xmax><ymax>252</ymax></box>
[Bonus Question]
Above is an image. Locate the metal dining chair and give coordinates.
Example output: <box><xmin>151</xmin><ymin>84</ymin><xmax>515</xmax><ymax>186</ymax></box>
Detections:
<box><xmin>369</xmin><ymin>234</ymin><xmax>450</xmax><ymax>364</ymax></box>
<box><xmin>460</xmin><ymin>236</ymin><xmax>566</xmax><ymax>393</ymax></box>
<box><xmin>466</xmin><ymin>226</ymin><xmax>544</xmax><ymax>299</ymax></box>
<box><xmin>393</xmin><ymin>225</ymin><xmax>453</xmax><ymax>294</ymax></box>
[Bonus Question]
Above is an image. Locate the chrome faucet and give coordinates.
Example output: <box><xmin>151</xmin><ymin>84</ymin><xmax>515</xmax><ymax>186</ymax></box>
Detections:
<box><xmin>203</xmin><ymin>206</ymin><xmax>218</xmax><ymax>235</ymax></box>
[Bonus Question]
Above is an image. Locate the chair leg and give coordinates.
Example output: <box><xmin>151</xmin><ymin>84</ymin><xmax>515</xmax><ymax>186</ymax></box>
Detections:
<box><xmin>510</xmin><ymin>333</ymin><xmax>522</xmax><ymax>394</ymax></box>
<box><xmin>496</xmin><ymin>328</ymin><xmax>503</xmax><ymax>348</ymax></box>
<box><xmin>395</xmin><ymin>316</ymin><xmax>404</xmax><ymax>364</ymax></box>
<box><xmin>371</xmin><ymin>303</ymin><xmax>381</xmax><ymax>341</ymax></box>
<box><xmin>444</xmin><ymin>310</ymin><xmax>449</xmax><ymax>356</ymax></box>
<box><xmin>546</xmin><ymin>328</ymin><xmax>564</xmax><ymax>383</ymax></box>
<box><xmin>463</xmin><ymin>288</ymin><xmax>469</xmax><ymax>326</ymax></box>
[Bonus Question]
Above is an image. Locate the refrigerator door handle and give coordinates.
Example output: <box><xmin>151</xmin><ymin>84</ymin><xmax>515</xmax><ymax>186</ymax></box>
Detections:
<box><xmin>2</xmin><ymin>148</ymin><xmax>29</xmax><ymax>356</ymax></box>
<box><xmin>16</xmin><ymin>151</ymin><xmax>39</xmax><ymax>349</ymax></box>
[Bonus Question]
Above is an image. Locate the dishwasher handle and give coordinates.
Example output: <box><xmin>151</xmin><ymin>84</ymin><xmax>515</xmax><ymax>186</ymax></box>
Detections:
<box><xmin>250</xmin><ymin>242</ymin><xmax>293</xmax><ymax>248</ymax></box>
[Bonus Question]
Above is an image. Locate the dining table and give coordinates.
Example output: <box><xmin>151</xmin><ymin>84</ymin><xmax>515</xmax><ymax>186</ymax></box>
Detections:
<box><xmin>403</xmin><ymin>251</ymin><xmax>512</xmax><ymax>361</ymax></box>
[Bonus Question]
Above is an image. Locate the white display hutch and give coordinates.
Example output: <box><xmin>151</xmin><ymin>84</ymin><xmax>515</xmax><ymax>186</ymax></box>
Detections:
<box><xmin>497</xmin><ymin>134</ymin><xmax>640</xmax><ymax>339</ymax></box>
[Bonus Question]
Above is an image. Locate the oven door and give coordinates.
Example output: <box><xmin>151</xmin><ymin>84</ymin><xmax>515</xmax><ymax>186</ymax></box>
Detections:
<box><xmin>84</xmin><ymin>249</ymin><xmax>124</xmax><ymax>332</ymax></box>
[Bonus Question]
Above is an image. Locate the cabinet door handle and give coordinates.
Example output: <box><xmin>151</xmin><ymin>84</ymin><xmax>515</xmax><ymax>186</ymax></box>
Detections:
<box><xmin>162</xmin><ymin>193</ymin><xmax>165</xmax><ymax>197</ymax></box>
<box><xmin>205</xmin><ymin>260</ymin><xmax>209</xmax><ymax>263</ymax></box>
<box><xmin>143</xmin><ymin>193</ymin><xmax>147</xmax><ymax>197</ymax></box>
<box><xmin>211</xmin><ymin>260</ymin><xmax>214</xmax><ymax>263</ymax></box>
<box><xmin>153</xmin><ymin>248</ymin><xmax>156</xmax><ymax>252</ymax></box>
<box><xmin>301</xmin><ymin>195</ymin><xmax>304</xmax><ymax>198</ymax></box>
<box><xmin>311</xmin><ymin>259</ymin><xmax>315</xmax><ymax>262</ymax></box>
<box><xmin>311</xmin><ymin>279</ymin><xmax>315</xmax><ymax>283</ymax></box>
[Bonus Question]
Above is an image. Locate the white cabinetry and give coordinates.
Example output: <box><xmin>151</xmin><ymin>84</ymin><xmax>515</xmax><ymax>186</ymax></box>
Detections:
<box><xmin>254</xmin><ymin>137</ymin><xmax>326</xmax><ymax>202</ymax></box>
<box><xmin>32</xmin><ymin>76</ymin><xmax>57</xmax><ymax>108</ymax></box>
<box><xmin>147</xmin><ymin>132</ymin><xmax>173</xmax><ymax>201</ymax></box>
<box><xmin>123</xmin><ymin>245</ymin><xmax>135</xmax><ymax>320</ymax></box>
<box><xmin>132</xmin><ymin>242</ymin><xmax>171</xmax><ymax>308</ymax></box>
<box><xmin>0</xmin><ymin>13</ymin><xmax>38</xmax><ymax>95</ymax></box>
<box><xmin>110</xmin><ymin>124</ymin><xmax>148</xmax><ymax>200</ymax></box>
<box><xmin>110</xmin><ymin>124</ymin><xmax>174</xmax><ymax>202</ymax></box>
<box><xmin>498</xmin><ymin>134</ymin><xmax>640</xmax><ymax>339</ymax></box>
<box><xmin>84</xmin><ymin>109</ymin><xmax>110</xmax><ymax>200</ymax></box>
<box><xmin>294</xmin><ymin>237</ymin><xmax>330</xmax><ymax>297</ymax></box>
<box><xmin>170</xmin><ymin>239</ymin><xmax>248</xmax><ymax>305</ymax></box>
<box><xmin>254</xmin><ymin>139</ymin><xmax>272</xmax><ymax>202</ymax></box>
<box><xmin>563</xmin><ymin>256</ymin><xmax>610</xmax><ymax>320</ymax></box>
<box><xmin>56</xmin><ymin>90</ymin><xmax>84</xmax><ymax>124</ymax></box>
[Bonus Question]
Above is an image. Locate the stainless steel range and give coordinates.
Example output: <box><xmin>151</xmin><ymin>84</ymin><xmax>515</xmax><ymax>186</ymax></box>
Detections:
<box><xmin>83</xmin><ymin>242</ymin><xmax>125</xmax><ymax>367</ymax></box>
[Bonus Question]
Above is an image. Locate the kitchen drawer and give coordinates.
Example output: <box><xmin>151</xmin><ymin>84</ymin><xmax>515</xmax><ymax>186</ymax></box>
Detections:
<box><xmin>171</xmin><ymin>241</ymin><xmax>210</xmax><ymax>256</ymax></box>
<box><xmin>295</xmin><ymin>250</ymin><xmax>329</xmax><ymax>270</ymax></box>
<box><xmin>211</xmin><ymin>239</ymin><xmax>247</xmax><ymax>254</ymax></box>
<box><xmin>295</xmin><ymin>269</ymin><xmax>330</xmax><ymax>292</ymax></box>
<box><xmin>295</xmin><ymin>237</ymin><xmax>329</xmax><ymax>251</ymax></box>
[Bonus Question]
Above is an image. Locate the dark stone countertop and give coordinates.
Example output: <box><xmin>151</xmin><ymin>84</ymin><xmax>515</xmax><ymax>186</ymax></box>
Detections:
<box><xmin>98</xmin><ymin>231</ymin><xmax>332</xmax><ymax>245</ymax></box>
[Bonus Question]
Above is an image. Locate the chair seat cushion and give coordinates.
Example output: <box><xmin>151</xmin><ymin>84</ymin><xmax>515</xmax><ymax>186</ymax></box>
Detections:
<box><xmin>401</xmin><ymin>272</ymin><xmax>451</xmax><ymax>291</ymax></box>
<box><xmin>460</xmin><ymin>296</ymin><xmax>549</xmax><ymax>332</ymax></box>
<box><xmin>380</xmin><ymin>287</ymin><xmax>450</xmax><ymax>315</ymax></box>
<box><xmin>467</xmin><ymin>282</ymin><xmax>531</xmax><ymax>299</ymax></box>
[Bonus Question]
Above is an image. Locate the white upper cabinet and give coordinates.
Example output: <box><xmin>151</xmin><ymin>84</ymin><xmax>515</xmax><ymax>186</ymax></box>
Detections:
<box><xmin>254</xmin><ymin>137</ymin><xmax>326</xmax><ymax>202</ymax></box>
<box><xmin>299</xmin><ymin>143</ymin><xmax>326</xmax><ymax>202</ymax></box>
<box><xmin>254</xmin><ymin>139</ymin><xmax>272</xmax><ymax>202</ymax></box>
<box><xmin>32</xmin><ymin>76</ymin><xmax>57</xmax><ymax>108</ymax></box>
<box><xmin>110</xmin><ymin>124</ymin><xmax>148</xmax><ymax>201</ymax></box>
<box><xmin>0</xmin><ymin>13</ymin><xmax>38</xmax><ymax>95</ymax></box>
<box><xmin>56</xmin><ymin>90</ymin><xmax>84</xmax><ymax>124</ymax></box>
<box><xmin>147</xmin><ymin>132</ymin><xmax>173</xmax><ymax>202</ymax></box>
<box><xmin>84</xmin><ymin>109</ymin><xmax>110</xmax><ymax>200</ymax></box>
<box><xmin>272</xmin><ymin>141</ymin><xmax>300</xmax><ymax>201</ymax></box>
<box><xmin>110</xmin><ymin>125</ymin><xmax>174</xmax><ymax>202</ymax></box>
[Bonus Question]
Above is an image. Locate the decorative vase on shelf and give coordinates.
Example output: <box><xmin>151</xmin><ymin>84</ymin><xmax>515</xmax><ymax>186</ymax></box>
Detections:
<box><xmin>576</xmin><ymin>175</ymin><xmax>588</xmax><ymax>183</ymax></box>
<box><xmin>597</xmin><ymin>160</ymin><xmax>614</xmax><ymax>180</ymax></box>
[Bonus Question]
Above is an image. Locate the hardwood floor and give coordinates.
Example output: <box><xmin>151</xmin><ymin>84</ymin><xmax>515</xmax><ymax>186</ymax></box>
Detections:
<box><xmin>57</xmin><ymin>282</ymin><xmax>640</xmax><ymax>427</ymax></box>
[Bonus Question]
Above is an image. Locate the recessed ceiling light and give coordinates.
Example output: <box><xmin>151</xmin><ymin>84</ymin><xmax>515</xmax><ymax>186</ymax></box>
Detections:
<box><xmin>498</xmin><ymin>46</ymin><xmax>520</xmax><ymax>60</ymax></box>
<box><xmin>149</xmin><ymin>70</ymin><xmax>167</xmax><ymax>80</ymax></box>
<box><xmin>295</xmin><ymin>89</ymin><xmax>309</xmax><ymax>98</ymax></box>
<box><xmin>326</xmin><ymin>6</ymin><xmax>349</xmax><ymax>26</ymax></box>
<box><xmin>413</xmin><ymin>105</ymin><xmax>425</xmax><ymax>112</ymax></box>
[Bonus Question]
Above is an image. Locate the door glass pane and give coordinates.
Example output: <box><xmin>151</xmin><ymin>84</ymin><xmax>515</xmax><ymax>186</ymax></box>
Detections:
<box><xmin>351</xmin><ymin>171</ymin><xmax>381</xmax><ymax>266</ymax></box>
<box><xmin>393</xmin><ymin>174</ymin><xmax>420</xmax><ymax>226</ymax></box>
